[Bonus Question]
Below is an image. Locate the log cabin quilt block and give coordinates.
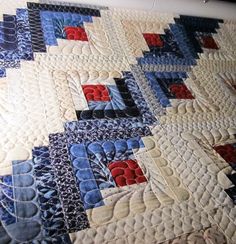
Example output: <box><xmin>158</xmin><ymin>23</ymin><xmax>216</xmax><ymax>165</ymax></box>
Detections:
<box><xmin>0</xmin><ymin>0</ymin><xmax>235</xmax><ymax>243</ymax></box>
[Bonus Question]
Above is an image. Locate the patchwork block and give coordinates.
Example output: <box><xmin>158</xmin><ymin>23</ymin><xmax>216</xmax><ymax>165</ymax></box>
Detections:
<box><xmin>0</xmin><ymin>2</ymin><xmax>115</xmax><ymax>76</ymax></box>
<box><xmin>76</xmin><ymin>76</ymin><xmax>140</xmax><ymax>120</ymax></box>
<box><xmin>55</xmin><ymin>69</ymin><xmax>156</xmax><ymax>124</ymax></box>
<box><xmin>142</xmin><ymin>29</ymin><xmax>185</xmax><ymax>62</ymax></box>
<box><xmin>144</xmin><ymin>71</ymin><xmax>194</xmax><ymax>108</ymax></box>
<box><xmin>119</xmin><ymin>14</ymin><xmax>222</xmax><ymax>67</ymax></box>
<box><xmin>40</xmin><ymin>11</ymin><xmax>92</xmax><ymax>45</ymax></box>
<box><xmin>68</xmin><ymin>136</ymin><xmax>145</xmax><ymax>209</ymax></box>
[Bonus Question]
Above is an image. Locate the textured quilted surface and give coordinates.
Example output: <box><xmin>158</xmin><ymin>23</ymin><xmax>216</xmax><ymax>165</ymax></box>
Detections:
<box><xmin>0</xmin><ymin>0</ymin><xmax>236</xmax><ymax>243</ymax></box>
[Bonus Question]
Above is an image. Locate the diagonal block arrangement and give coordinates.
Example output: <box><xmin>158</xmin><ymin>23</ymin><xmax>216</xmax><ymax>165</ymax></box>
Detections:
<box><xmin>0</xmin><ymin>0</ymin><xmax>235</xmax><ymax>243</ymax></box>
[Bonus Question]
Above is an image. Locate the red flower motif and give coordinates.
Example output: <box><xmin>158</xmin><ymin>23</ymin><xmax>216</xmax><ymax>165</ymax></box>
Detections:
<box><xmin>82</xmin><ymin>85</ymin><xmax>110</xmax><ymax>102</ymax></box>
<box><xmin>143</xmin><ymin>33</ymin><xmax>164</xmax><ymax>47</ymax></box>
<box><xmin>108</xmin><ymin>159</ymin><xmax>147</xmax><ymax>187</ymax></box>
<box><xmin>64</xmin><ymin>26</ymin><xmax>88</xmax><ymax>41</ymax></box>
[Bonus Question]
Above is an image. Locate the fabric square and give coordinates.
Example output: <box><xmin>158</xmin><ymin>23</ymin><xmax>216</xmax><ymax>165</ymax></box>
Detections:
<box><xmin>49</xmin><ymin>133</ymin><xmax>89</xmax><ymax>230</ymax></box>
<box><xmin>195</xmin><ymin>33</ymin><xmax>219</xmax><ymax>50</ymax></box>
<box><xmin>143</xmin><ymin>33</ymin><xmax>164</xmax><ymax>47</ymax></box>
<box><xmin>169</xmin><ymin>84</ymin><xmax>194</xmax><ymax>99</ymax></box>
<box><xmin>0</xmin><ymin>68</ymin><xmax>6</xmax><ymax>78</ymax></box>
<box><xmin>64</xmin><ymin>26</ymin><xmax>88</xmax><ymax>41</ymax></box>
<box><xmin>0</xmin><ymin>176</ymin><xmax>15</xmax><ymax>226</ymax></box>
<box><xmin>228</xmin><ymin>173</ymin><xmax>236</xmax><ymax>186</ymax></box>
<box><xmin>82</xmin><ymin>85</ymin><xmax>111</xmax><ymax>102</ymax></box>
<box><xmin>27</xmin><ymin>2</ymin><xmax>101</xmax><ymax>17</ymax></box>
<box><xmin>69</xmin><ymin>143</ymin><xmax>104</xmax><ymax>210</ymax></box>
<box><xmin>52</xmin><ymin>18</ymin><xmax>67</xmax><ymax>39</ymax></box>
<box><xmin>214</xmin><ymin>144</ymin><xmax>236</xmax><ymax>164</ymax></box>
<box><xmin>108</xmin><ymin>159</ymin><xmax>147</xmax><ymax>187</ymax></box>
<box><xmin>225</xmin><ymin>186</ymin><xmax>236</xmax><ymax>204</ymax></box>
<box><xmin>32</xmin><ymin>147</ymin><xmax>67</xmax><ymax>236</ymax></box>
<box><xmin>0</xmin><ymin>9</ymin><xmax>34</xmax><ymax>77</ymax></box>
<box><xmin>0</xmin><ymin>15</ymin><xmax>17</xmax><ymax>51</ymax></box>
<box><xmin>201</xmin><ymin>36</ymin><xmax>218</xmax><ymax>49</ymax></box>
<box><xmin>65</xmin><ymin>118</ymin><xmax>152</xmax><ymax>145</ymax></box>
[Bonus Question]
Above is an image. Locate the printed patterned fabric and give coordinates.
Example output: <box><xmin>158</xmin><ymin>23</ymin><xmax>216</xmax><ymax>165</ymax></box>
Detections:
<box><xmin>0</xmin><ymin>0</ymin><xmax>235</xmax><ymax>243</ymax></box>
<box><xmin>0</xmin><ymin>8</ymin><xmax>33</xmax><ymax>76</ymax></box>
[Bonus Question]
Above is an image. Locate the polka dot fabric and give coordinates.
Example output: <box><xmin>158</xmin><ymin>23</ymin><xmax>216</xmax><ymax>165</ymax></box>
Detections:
<box><xmin>108</xmin><ymin>160</ymin><xmax>147</xmax><ymax>187</ymax></box>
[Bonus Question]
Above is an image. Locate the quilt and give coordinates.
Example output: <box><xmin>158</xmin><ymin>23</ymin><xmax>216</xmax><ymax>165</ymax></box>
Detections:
<box><xmin>0</xmin><ymin>0</ymin><xmax>236</xmax><ymax>243</ymax></box>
